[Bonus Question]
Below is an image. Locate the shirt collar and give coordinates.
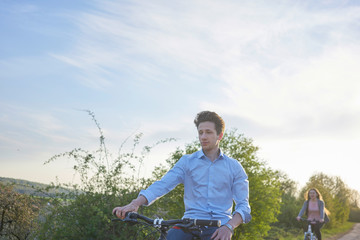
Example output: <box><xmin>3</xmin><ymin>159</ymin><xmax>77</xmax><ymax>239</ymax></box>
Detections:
<box><xmin>197</xmin><ymin>149</ymin><xmax>225</xmax><ymax>160</ymax></box>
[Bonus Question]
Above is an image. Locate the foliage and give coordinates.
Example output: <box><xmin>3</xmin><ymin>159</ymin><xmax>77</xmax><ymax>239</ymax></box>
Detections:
<box><xmin>221</xmin><ymin>129</ymin><xmax>282</xmax><ymax>239</ymax></box>
<box><xmin>349</xmin><ymin>189</ymin><xmax>360</xmax><ymax>208</ymax></box>
<box><xmin>349</xmin><ymin>207</ymin><xmax>360</xmax><ymax>222</ymax></box>
<box><xmin>139</xmin><ymin>129</ymin><xmax>283</xmax><ymax>240</ymax></box>
<box><xmin>266</xmin><ymin>172</ymin><xmax>360</xmax><ymax>239</ymax></box>
<box><xmin>35</xmin><ymin>110</ymin><xmax>175</xmax><ymax>240</ymax></box>
<box><xmin>348</xmin><ymin>189</ymin><xmax>360</xmax><ymax>222</ymax></box>
<box><xmin>0</xmin><ymin>183</ymin><xmax>41</xmax><ymax>240</ymax></box>
<box><xmin>321</xmin><ymin>221</ymin><xmax>356</xmax><ymax>239</ymax></box>
<box><xmin>29</xmin><ymin>111</ymin><xmax>360</xmax><ymax>239</ymax></box>
<box><xmin>263</xmin><ymin>226</ymin><xmax>300</xmax><ymax>240</ymax></box>
<box><xmin>272</xmin><ymin>172</ymin><xmax>301</xmax><ymax>229</ymax></box>
<box><xmin>300</xmin><ymin>172</ymin><xmax>351</xmax><ymax>227</ymax></box>
<box><xmin>265</xmin><ymin>221</ymin><xmax>356</xmax><ymax>240</ymax></box>
<box><xmin>36</xmin><ymin>192</ymin><xmax>132</xmax><ymax>240</ymax></box>
<box><xmin>36</xmin><ymin>115</ymin><xmax>283</xmax><ymax>239</ymax></box>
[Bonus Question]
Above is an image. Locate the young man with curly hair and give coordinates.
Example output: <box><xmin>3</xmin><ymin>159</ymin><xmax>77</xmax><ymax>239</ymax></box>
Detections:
<box><xmin>113</xmin><ymin>111</ymin><xmax>251</xmax><ymax>240</ymax></box>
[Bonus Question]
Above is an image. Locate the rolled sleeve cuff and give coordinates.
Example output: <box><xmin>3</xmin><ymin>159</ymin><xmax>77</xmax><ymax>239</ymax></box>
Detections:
<box><xmin>234</xmin><ymin>210</ymin><xmax>252</xmax><ymax>224</ymax></box>
<box><xmin>139</xmin><ymin>190</ymin><xmax>155</xmax><ymax>206</ymax></box>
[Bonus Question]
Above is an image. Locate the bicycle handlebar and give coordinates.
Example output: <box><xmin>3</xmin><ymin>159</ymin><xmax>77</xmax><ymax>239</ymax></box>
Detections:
<box><xmin>113</xmin><ymin>212</ymin><xmax>221</xmax><ymax>228</ymax></box>
<box><xmin>299</xmin><ymin>217</ymin><xmax>321</xmax><ymax>224</ymax></box>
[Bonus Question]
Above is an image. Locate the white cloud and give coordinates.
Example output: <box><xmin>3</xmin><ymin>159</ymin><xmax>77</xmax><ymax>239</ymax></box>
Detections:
<box><xmin>2</xmin><ymin>0</ymin><xmax>360</xmax><ymax>191</ymax></box>
<box><xmin>195</xmin><ymin>2</ymin><xmax>360</xmax><ymax>139</ymax></box>
<box><xmin>0</xmin><ymin>105</ymin><xmax>90</xmax><ymax>150</ymax></box>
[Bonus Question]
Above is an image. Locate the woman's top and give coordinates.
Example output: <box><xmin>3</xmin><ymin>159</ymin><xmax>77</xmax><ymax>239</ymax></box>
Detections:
<box><xmin>297</xmin><ymin>199</ymin><xmax>325</xmax><ymax>221</ymax></box>
<box><xmin>307</xmin><ymin>200</ymin><xmax>321</xmax><ymax>221</ymax></box>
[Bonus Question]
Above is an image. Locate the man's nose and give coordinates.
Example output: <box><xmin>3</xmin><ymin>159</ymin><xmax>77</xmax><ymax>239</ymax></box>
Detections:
<box><xmin>200</xmin><ymin>133</ymin><xmax>207</xmax><ymax>139</ymax></box>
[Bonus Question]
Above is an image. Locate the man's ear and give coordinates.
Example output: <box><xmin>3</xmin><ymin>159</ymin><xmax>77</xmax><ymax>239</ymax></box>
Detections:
<box><xmin>218</xmin><ymin>132</ymin><xmax>224</xmax><ymax>140</ymax></box>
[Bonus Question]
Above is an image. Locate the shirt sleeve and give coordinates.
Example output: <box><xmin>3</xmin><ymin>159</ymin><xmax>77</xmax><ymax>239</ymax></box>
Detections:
<box><xmin>139</xmin><ymin>157</ymin><xmax>186</xmax><ymax>206</ymax></box>
<box><xmin>232</xmin><ymin>162</ymin><xmax>252</xmax><ymax>223</ymax></box>
<box><xmin>297</xmin><ymin>201</ymin><xmax>307</xmax><ymax>217</ymax></box>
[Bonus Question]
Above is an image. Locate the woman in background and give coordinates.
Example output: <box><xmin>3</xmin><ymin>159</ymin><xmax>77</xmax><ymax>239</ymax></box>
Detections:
<box><xmin>296</xmin><ymin>188</ymin><xmax>330</xmax><ymax>240</ymax></box>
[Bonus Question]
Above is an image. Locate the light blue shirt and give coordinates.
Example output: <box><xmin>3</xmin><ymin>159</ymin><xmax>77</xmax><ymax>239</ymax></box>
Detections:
<box><xmin>139</xmin><ymin>150</ymin><xmax>251</xmax><ymax>224</ymax></box>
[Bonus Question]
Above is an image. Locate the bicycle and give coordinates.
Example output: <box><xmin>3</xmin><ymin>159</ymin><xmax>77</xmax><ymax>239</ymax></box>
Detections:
<box><xmin>112</xmin><ymin>212</ymin><xmax>221</xmax><ymax>240</ymax></box>
<box><xmin>299</xmin><ymin>218</ymin><xmax>320</xmax><ymax>240</ymax></box>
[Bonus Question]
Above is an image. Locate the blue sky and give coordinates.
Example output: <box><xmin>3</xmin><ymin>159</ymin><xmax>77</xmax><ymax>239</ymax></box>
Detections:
<box><xmin>1</xmin><ymin>0</ymin><xmax>360</xmax><ymax>193</ymax></box>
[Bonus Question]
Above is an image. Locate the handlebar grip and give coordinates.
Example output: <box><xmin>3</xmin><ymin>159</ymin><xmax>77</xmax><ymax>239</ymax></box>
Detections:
<box><xmin>125</xmin><ymin>212</ymin><xmax>138</xmax><ymax>218</ymax></box>
<box><xmin>113</xmin><ymin>210</ymin><xmax>136</xmax><ymax>218</ymax></box>
<box><xmin>194</xmin><ymin>219</ymin><xmax>221</xmax><ymax>227</ymax></box>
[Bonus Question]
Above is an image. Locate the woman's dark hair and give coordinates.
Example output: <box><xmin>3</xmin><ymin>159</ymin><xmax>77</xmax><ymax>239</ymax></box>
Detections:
<box><xmin>194</xmin><ymin>111</ymin><xmax>225</xmax><ymax>135</ymax></box>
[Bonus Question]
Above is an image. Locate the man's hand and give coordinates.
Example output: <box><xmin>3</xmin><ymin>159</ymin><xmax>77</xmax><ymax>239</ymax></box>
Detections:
<box><xmin>211</xmin><ymin>213</ymin><xmax>242</xmax><ymax>239</ymax></box>
<box><xmin>112</xmin><ymin>195</ymin><xmax>148</xmax><ymax>219</ymax></box>
<box><xmin>211</xmin><ymin>225</ymin><xmax>233</xmax><ymax>240</ymax></box>
<box><xmin>112</xmin><ymin>202</ymin><xmax>139</xmax><ymax>219</ymax></box>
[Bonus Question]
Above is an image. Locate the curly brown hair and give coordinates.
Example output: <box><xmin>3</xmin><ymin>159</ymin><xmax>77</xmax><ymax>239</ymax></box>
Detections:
<box><xmin>194</xmin><ymin>111</ymin><xmax>225</xmax><ymax>135</ymax></box>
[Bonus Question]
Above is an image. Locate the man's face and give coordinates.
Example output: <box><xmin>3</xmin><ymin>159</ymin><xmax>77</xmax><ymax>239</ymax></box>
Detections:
<box><xmin>197</xmin><ymin>121</ymin><xmax>222</xmax><ymax>152</ymax></box>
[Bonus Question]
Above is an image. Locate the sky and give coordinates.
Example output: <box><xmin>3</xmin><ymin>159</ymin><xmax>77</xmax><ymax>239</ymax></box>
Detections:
<box><xmin>1</xmin><ymin>0</ymin><xmax>360</xmax><ymax>194</ymax></box>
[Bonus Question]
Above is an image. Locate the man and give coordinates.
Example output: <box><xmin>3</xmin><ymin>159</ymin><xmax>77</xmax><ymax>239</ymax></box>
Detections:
<box><xmin>113</xmin><ymin>111</ymin><xmax>251</xmax><ymax>240</ymax></box>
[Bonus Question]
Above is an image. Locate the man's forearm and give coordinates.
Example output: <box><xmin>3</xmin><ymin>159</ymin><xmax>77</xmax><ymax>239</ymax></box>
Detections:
<box><xmin>131</xmin><ymin>194</ymin><xmax>148</xmax><ymax>207</ymax></box>
<box><xmin>227</xmin><ymin>212</ymin><xmax>243</xmax><ymax>228</ymax></box>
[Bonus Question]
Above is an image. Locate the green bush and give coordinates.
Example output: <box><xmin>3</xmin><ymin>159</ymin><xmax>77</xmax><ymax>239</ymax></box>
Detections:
<box><xmin>349</xmin><ymin>207</ymin><xmax>360</xmax><ymax>222</ymax></box>
<box><xmin>33</xmin><ymin>111</ymin><xmax>360</xmax><ymax>239</ymax></box>
<box><xmin>35</xmin><ymin>110</ymin><xmax>173</xmax><ymax>240</ymax></box>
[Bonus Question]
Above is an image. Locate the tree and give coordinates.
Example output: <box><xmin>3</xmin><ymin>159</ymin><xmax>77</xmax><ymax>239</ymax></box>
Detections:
<box><xmin>35</xmin><ymin>112</ymin><xmax>281</xmax><ymax>239</ymax></box>
<box><xmin>349</xmin><ymin>207</ymin><xmax>360</xmax><ymax>222</ymax></box>
<box><xmin>0</xmin><ymin>183</ymin><xmax>39</xmax><ymax>240</ymax></box>
<box><xmin>221</xmin><ymin>130</ymin><xmax>282</xmax><ymax>239</ymax></box>
<box><xmin>301</xmin><ymin>172</ymin><xmax>351</xmax><ymax>227</ymax></box>
<box><xmin>273</xmin><ymin>172</ymin><xmax>301</xmax><ymax>229</ymax></box>
<box><xmin>349</xmin><ymin>189</ymin><xmax>360</xmax><ymax>208</ymax></box>
<box><xmin>35</xmin><ymin>110</ymin><xmax>175</xmax><ymax>240</ymax></box>
<box><xmin>332</xmin><ymin>176</ymin><xmax>351</xmax><ymax>223</ymax></box>
<box><xmin>348</xmin><ymin>189</ymin><xmax>360</xmax><ymax>222</ymax></box>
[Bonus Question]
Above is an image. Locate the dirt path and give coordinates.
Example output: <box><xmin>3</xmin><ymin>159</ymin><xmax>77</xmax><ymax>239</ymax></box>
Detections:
<box><xmin>336</xmin><ymin>223</ymin><xmax>360</xmax><ymax>240</ymax></box>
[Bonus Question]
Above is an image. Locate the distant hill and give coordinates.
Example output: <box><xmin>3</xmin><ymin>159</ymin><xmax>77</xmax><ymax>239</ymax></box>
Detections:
<box><xmin>0</xmin><ymin>177</ymin><xmax>70</xmax><ymax>197</ymax></box>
